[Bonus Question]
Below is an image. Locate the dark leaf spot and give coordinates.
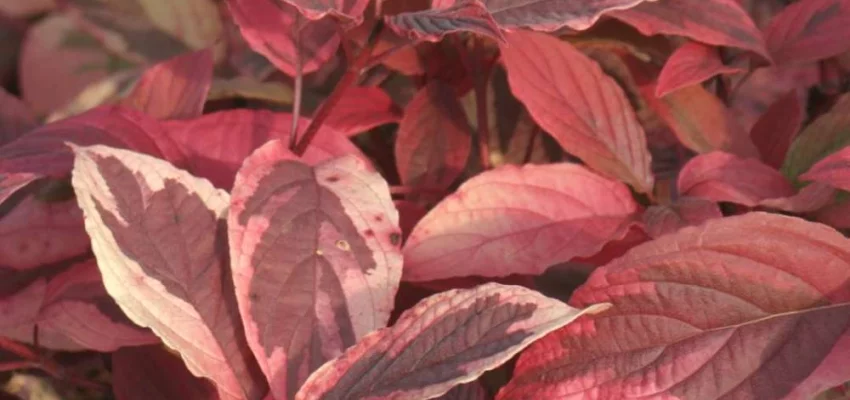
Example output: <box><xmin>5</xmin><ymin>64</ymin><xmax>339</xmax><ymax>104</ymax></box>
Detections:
<box><xmin>390</xmin><ymin>233</ymin><xmax>401</xmax><ymax>246</ymax></box>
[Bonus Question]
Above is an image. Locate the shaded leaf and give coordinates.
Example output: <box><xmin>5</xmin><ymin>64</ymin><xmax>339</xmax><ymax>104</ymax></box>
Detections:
<box><xmin>113</xmin><ymin>344</ymin><xmax>218</xmax><ymax>400</ymax></box>
<box><xmin>500</xmin><ymin>212</ymin><xmax>850</xmax><ymax>400</ymax></box>
<box><xmin>642</xmin><ymin>197</ymin><xmax>722</xmax><ymax>238</ymax></box>
<box><xmin>800</xmin><ymin>146</ymin><xmax>850</xmax><ymax>192</ymax></box>
<box><xmin>610</xmin><ymin>0</ymin><xmax>770</xmax><ymax>61</ymax></box>
<box><xmin>295</xmin><ymin>283</ymin><xmax>608</xmax><ymax>400</ymax></box>
<box><xmin>395</xmin><ymin>80</ymin><xmax>472</xmax><ymax>190</ymax></box>
<box><xmin>122</xmin><ymin>48</ymin><xmax>214</xmax><ymax>120</ymax></box>
<box><xmin>70</xmin><ymin>145</ymin><xmax>266</xmax><ymax>400</ymax></box>
<box><xmin>0</xmin><ymin>88</ymin><xmax>36</xmax><ymax>146</ymax></box>
<box><xmin>764</xmin><ymin>0</ymin><xmax>850</xmax><ymax>65</ymax></box>
<box><xmin>644</xmin><ymin>84</ymin><xmax>758</xmax><ymax>157</ymax></box>
<box><xmin>435</xmin><ymin>381</ymin><xmax>488</xmax><ymax>400</ymax></box>
<box><xmin>813</xmin><ymin>202</ymin><xmax>850</xmax><ymax>230</ymax></box>
<box><xmin>403</xmin><ymin>163</ymin><xmax>638</xmax><ymax>282</ymax></box>
<box><xmin>750</xmin><ymin>90</ymin><xmax>805</xmax><ymax>169</ymax></box>
<box><xmin>163</xmin><ymin>109</ymin><xmax>367</xmax><ymax>190</ymax></box>
<box><xmin>679</xmin><ymin>151</ymin><xmax>834</xmax><ymax>212</ymax></box>
<box><xmin>386</xmin><ymin>0</ymin><xmax>505</xmax><ymax>43</ymax></box>
<box><xmin>207</xmin><ymin>77</ymin><xmax>294</xmax><ymax>105</ymax></box>
<box><xmin>228</xmin><ymin>140</ymin><xmax>402</xmax><ymax>400</ymax></box>
<box><xmin>226</xmin><ymin>0</ymin><xmax>340</xmax><ymax>77</ymax></box>
<box><xmin>782</xmin><ymin>94</ymin><xmax>850</xmax><ymax>184</ymax></box>
<box><xmin>656</xmin><ymin>42</ymin><xmax>744</xmax><ymax>97</ymax></box>
<box><xmin>434</xmin><ymin>0</ymin><xmax>649</xmax><ymax>32</ymax></box>
<box><xmin>0</xmin><ymin>0</ymin><xmax>54</xmax><ymax>18</ymax></box>
<box><xmin>324</xmin><ymin>86</ymin><xmax>401</xmax><ymax>137</ymax></box>
<box><xmin>500</xmin><ymin>30</ymin><xmax>653</xmax><ymax>193</ymax></box>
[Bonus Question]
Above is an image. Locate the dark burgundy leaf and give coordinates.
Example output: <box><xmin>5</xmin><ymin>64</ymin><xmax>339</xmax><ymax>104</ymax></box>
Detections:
<box><xmin>386</xmin><ymin>0</ymin><xmax>506</xmax><ymax>43</ymax></box>
<box><xmin>295</xmin><ymin>283</ymin><xmax>608</xmax><ymax>400</ymax></box>
<box><xmin>641</xmin><ymin>197</ymin><xmax>722</xmax><ymax>238</ymax></box>
<box><xmin>113</xmin><ymin>344</ymin><xmax>219</xmax><ymax>400</ymax></box>
<box><xmin>750</xmin><ymin>90</ymin><xmax>805</xmax><ymax>169</ymax></box>
<box><xmin>0</xmin><ymin>88</ymin><xmax>36</xmax><ymax>146</ymax></box>
<box><xmin>229</xmin><ymin>141</ymin><xmax>402</xmax><ymax>400</ymax></box>
<box><xmin>324</xmin><ymin>86</ymin><xmax>401</xmax><ymax>137</ymax></box>
<box><xmin>655</xmin><ymin>42</ymin><xmax>744</xmax><ymax>97</ymax></box>
<box><xmin>763</xmin><ymin>0</ymin><xmax>850</xmax><ymax>65</ymax></box>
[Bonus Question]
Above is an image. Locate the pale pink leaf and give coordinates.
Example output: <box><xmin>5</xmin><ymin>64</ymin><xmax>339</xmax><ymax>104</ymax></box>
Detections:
<box><xmin>500</xmin><ymin>212</ymin><xmax>850</xmax><ymax>400</ymax></box>
<box><xmin>113</xmin><ymin>344</ymin><xmax>219</xmax><ymax>400</ymax></box>
<box><xmin>750</xmin><ymin>90</ymin><xmax>805</xmax><ymax>169</ymax></box>
<box><xmin>386</xmin><ymin>0</ymin><xmax>506</xmax><ymax>43</ymax></box>
<box><xmin>764</xmin><ymin>0</ymin><xmax>850</xmax><ymax>65</ymax></box>
<box><xmin>122</xmin><ymin>48</ymin><xmax>214</xmax><ymax>120</ymax></box>
<box><xmin>610</xmin><ymin>0</ymin><xmax>771</xmax><ymax>61</ymax></box>
<box><xmin>642</xmin><ymin>197</ymin><xmax>722</xmax><ymax>238</ymax></box>
<box><xmin>395</xmin><ymin>80</ymin><xmax>472</xmax><ymax>190</ymax></box>
<box><xmin>70</xmin><ymin>144</ymin><xmax>266</xmax><ymax>400</ymax></box>
<box><xmin>403</xmin><ymin>162</ymin><xmax>638</xmax><ymax>282</ymax></box>
<box><xmin>229</xmin><ymin>140</ymin><xmax>402</xmax><ymax>400</ymax></box>
<box><xmin>324</xmin><ymin>86</ymin><xmax>401</xmax><ymax>137</ymax></box>
<box><xmin>656</xmin><ymin>42</ymin><xmax>745</xmax><ymax>97</ymax></box>
<box><xmin>164</xmin><ymin>109</ymin><xmax>368</xmax><ymax>190</ymax></box>
<box><xmin>226</xmin><ymin>0</ymin><xmax>340</xmax><ymax>77</ymax></box>
<box><xmin>500</xmin><ymin>30</ymin><xmax>653</xmax><ymax>193</ymax></box>
<box><xmin>295</xmin><ymin>283</ymin><xmax>609</xmax><ymax>400</ymax></box>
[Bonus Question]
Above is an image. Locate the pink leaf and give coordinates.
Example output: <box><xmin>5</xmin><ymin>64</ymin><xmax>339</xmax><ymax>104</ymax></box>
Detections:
<box><xmin>800</xmin><ymin>146</ymin><xmax>850</xmax><ymax>192</ymax></box>
<box><xmin>164</xmin><ymin>109</ymin><xmax>367</xmax><ymax>190</ymax></box>
<box><xmin>435</xmin><ymin>0</ymin><xmax>649</xmax><ymax>31</ymax></box>
<box><xmin>280</xmin><ymin>0</ymin><xmax>370</xmax><ymax>21</ymax></box>
<box><xmin>764</xmin><ymin>0</ymin><xmax>850</xmax><ymax>65</ymax></box>
<box><xmin>610</xmin><ymin>0</ymin><xmax>771</xmax><ymax>62</ymax></box>
<box><xmin>0</xmin><ymin>87</ymin><xmax>36</xmax><ymax>146</ymax></box>
<box><xmin>750</xmin><ymin>90</ymin><xmax>805</xmax><ymax>169</ymax></box>
<box><xmin>679</xmin><ymin>151</ymin><xmax>834</xmax><ymax>212</ymax></box>
<box><xmin>500</xmin><ymin>30</ymin><xmax>653</xmax><ymax>193</ymax></box>
<box><xmin>122</xmin><ymin>48</ymin><xmax>214</xmax><ymax>120</ymax></box>
<box><xmin>395</xmin><ymin>80</ymin><xmax>472</xmax><ymax>190</ymax></box>
<box><xmin>324</xmin><ymin>86</ymin><xmax>401</xmax><ymax>137</ymax></box>
<box><xmin>655</xmin><ymin>42</ymin><xmax>745</xmax><ymax>97</ymax></box>
<box><xmin>403</xmin><ymin>163</ymin><xmax>638</xmax><ymax>282</ymax></box>
<box><xmin>813</xmin><ymin>201</ymin><xmax>850</xmax><ymax>230</ymax></box>
<box><xmin>228</xmin><ymin>141</ymin><xmax>402</xmax><ymax>400</ymax></box>
<box><xmin>226</xmin><ymin>0</ymin><xmax>340</xmax><ymax>77</ymax></box>
<box><xmin>386</xmin><ymin>0</ymin><xmax>506</xmax><ymax>43</ymax></box>
<box><xmin>70</xmin><ymin>145</ymin><xmax>266</xmax><ymax>400</ymax></box>
<box><xmin>113</xmin><ymin>344</ymin><xmax>219</xmax><ymax>400</ymax></box>
<box><xmin>500</xmin><ymin>212</ymin><xmax>850</xmax><ymax>400</ymax></box>
<box><xmin>641</xmin><ymin>197</ymin><xmax>722</xmax><ymax>238</ymax></box>
<box><xmin>295</xmin><ymin>283</ymin><xmax>608</xmax><ymax>400</ymax></box>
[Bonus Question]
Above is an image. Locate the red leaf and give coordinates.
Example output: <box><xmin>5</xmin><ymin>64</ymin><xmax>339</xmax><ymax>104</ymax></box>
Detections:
<box><xmin>295</xmin><ymin>283</ymin><xmax>608</xmax><ymax>400</ymax></box>
<box><xmin>164</xmin><ymin>109</ymin><xmax>367</xmax><ymax>190</ymax></box>
<box><xmin>324</xmin><ymin>86</ymin><xmax>401</xmax><ymax>137</ymax></box>
<box><xmin>280</xmin><ymin>0</ymin><xmax>370</xmax><ymax>21</ymax></box>
<box><xmin>642</xmin><ymin>197</ymin><xmax>722</xmax><ymax>238</ymax></box>
<box><xmin>750</xmin><ymin>90</ymin><xmax>805</xmax><ymax>169</ymax></box>
<box><xmin>800</xmin><ymin>146</ymin><xmax>850</xmax><ymax>192</ymax></box>
<box><xmin>122</xmin><ymin>48</ymin><xmax>214</xmax><ymax>120</ymax></box>
<box><xmin>0</xmin><ymin>173</ymin><xmax>37</xmax><ymax>207</ymax></box>
<box><xmin>500</xmin><ymin>30</ymin><xmax>653</xmax><ymax>193</ymax></box>
<box><xmin>113</xmin><ymin>344</ymin><xmax>219</xmax><ymax>400</ymax></box>
<box><xmin>764</xmin><ymin>0</ymin><xmax>850</xmax><ymax>65</ymax></box>
<box><xmin>655</xmin><ymin>42</ymin><xmax>745</xmax><ymax>97</ymax></box>
<box><xmin>228</xmin><ymin>140</ymin><xmax>402</xmax><ymax>400</ymax></box>
<box><xmin>500</xmin><ymin>212</ymin><xmax>850</xmax><ymax>400</ymax></box>
<box><xmin>678</xmin><ymin>151</ymin><xmax>834</xmax><ymax>212</ymax></box>
<box><xmin>226</xmin><ymin>0</ymin><xmax>340</xmax><ymax>77</ymax></box>
<box><xmin>610</xmin><ymin>0</ymin><xmax>771</xmax><ymax>62</ymax></box>
<box><xmin>70</xmin><ymin>145</ymin><xmax>266</xmax><ymax>400</ymax></box>
<box><xmin>385</xmin><ymin>0</ymin><xmax>506</xmax><ymax>43</ymax></box>
<box><xmin>395</xmin><ymin>80</ymin><xmax>472</xmax><ymax>190</ymax></box>
<box><xmin>813</xmin><ymin>202</ymin><xmax>850</xmax><ymax>230</ymax></box>
<box><xmin>434</xmin><ymin>0</ymin><xmax>649</xmax><ymax>31</ymax></box>
<box><xmin>403</xmin><ymin>163</ymin><xmax>638</xmax><ymax>281</ymax></box>
<box><xmin>0</xmin><ymin>88</ymin><xmax>36</xmax><ymax>146</ymax></box>
<box><xmin>644</xmin><ymin>84</ymin><xmax>758</xmax><ymax>158</ymax></box>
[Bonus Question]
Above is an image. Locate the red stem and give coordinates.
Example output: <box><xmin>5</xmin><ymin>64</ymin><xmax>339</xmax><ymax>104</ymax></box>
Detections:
<box><xmin>289</xmin><ymin>18</ymin><xmax>304</xmax><ymax>150</ymax></box>
<box><xmin>293</xmin><ymin>23</ymin><xmax>383</xmax><ymax>156</ymax></box>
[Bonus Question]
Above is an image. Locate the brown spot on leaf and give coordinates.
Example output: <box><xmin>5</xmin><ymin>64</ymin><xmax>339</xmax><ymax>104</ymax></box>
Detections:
<box><xmin>390</xmin><ymin>233</ymin><xmax>401</xmax><ymax>246</ymax></box>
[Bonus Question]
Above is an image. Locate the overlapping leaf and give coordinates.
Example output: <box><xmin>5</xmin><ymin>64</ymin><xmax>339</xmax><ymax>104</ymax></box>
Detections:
<box><xmin>324</xmin><ymin>86</ymin><xmax>401</xmax><ymax>137</ymax></box>
<box><xmin>0</xmin><ymin>88</ymin><xmax>36</xmax><ymax>146</ymax></box>
<box><xmin>70</xmin><ymin>144</ymin><xmax>266</xmax><ymax>400</ymax></box>
<box><xmin>395</xmin><ymin>80</ymin><xmax>472</xmax><ymax>190</ymax></box>
<box><xmin>112</xmin><ymin>344</ymin><xmax>218</xmax><ymax>400</ymax></box>
<box><xmin>656</xmin><ymin>42</ymin><xmax>744</xmax><ymax>97</ymax></box>
<box><xmin>386</xmin><ymin>0</ymin><xmax>505</xmax><ymax>43</ymax></box>
<box><xmin>122</xmin><ymin>48</ymin><xmax>214</xmax><ymax>120</ymax></box>
<box><xmin>763</xmin><ymin>0</ymin><xmax>850</xmax><ymax>65</ymax></box>
<box><xmin>500</xmin><ymin>212</ymin><xmax>850</xmax><ymax>400</ymax></box>
<box><xmin>403</xmin><ymin>162</ymin><xmax>638</xmax><ymax>281</ymax></box>
<box><xmin>750</xmin><ymin>90</ymin><xmax>805</xmax><ymax>169</ymax></box>
<box><xmin>163</xmin><ymin>109</ymin><xmax>367</xmax><ymax>190</ymax></box>
<box><xmin>782</xmin><ymin>94</ymin><xmax>850</xmax><ymax>184</ymax></box>
<box><xmin>500</xmin><ymin>30</ymin><xmax>653</xmax><ymax>193</ymax></box>
<box><xmin>610</xmin><ymin>0</ymin><xmax>771</xmax><ymax>61</ymax></box>
<box><xmin>280</xmin><ymin>0</ymin><xmax>370</xmax><ymax>22</ymax></box>
<box><xmin>679</xmin><ymin>151</ymin><xmax>834</xmax><ymax>212</ymax></box>
<box><xmin>641</xmin><ymin>197</ymin><xmax>722</xmax><ymax>238</ymax></box>
<box><xmin>295</xmin><ymin>283</ymin><xmax>609</xmax><ymax>400</ymax></box>
<box><xmin>226</xmin><ymin>0</ymin><xmax>339</xmax><ymax>77</ymax></box>
<box><xmin>229</xmin><ymin>141</ymin><xmax>402</xmax><ymax>400</ymax></box>
<box><xmin>801</xmin><ymin>146</ymin><xmax>850</xmax><ymax>192</ymax></box>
